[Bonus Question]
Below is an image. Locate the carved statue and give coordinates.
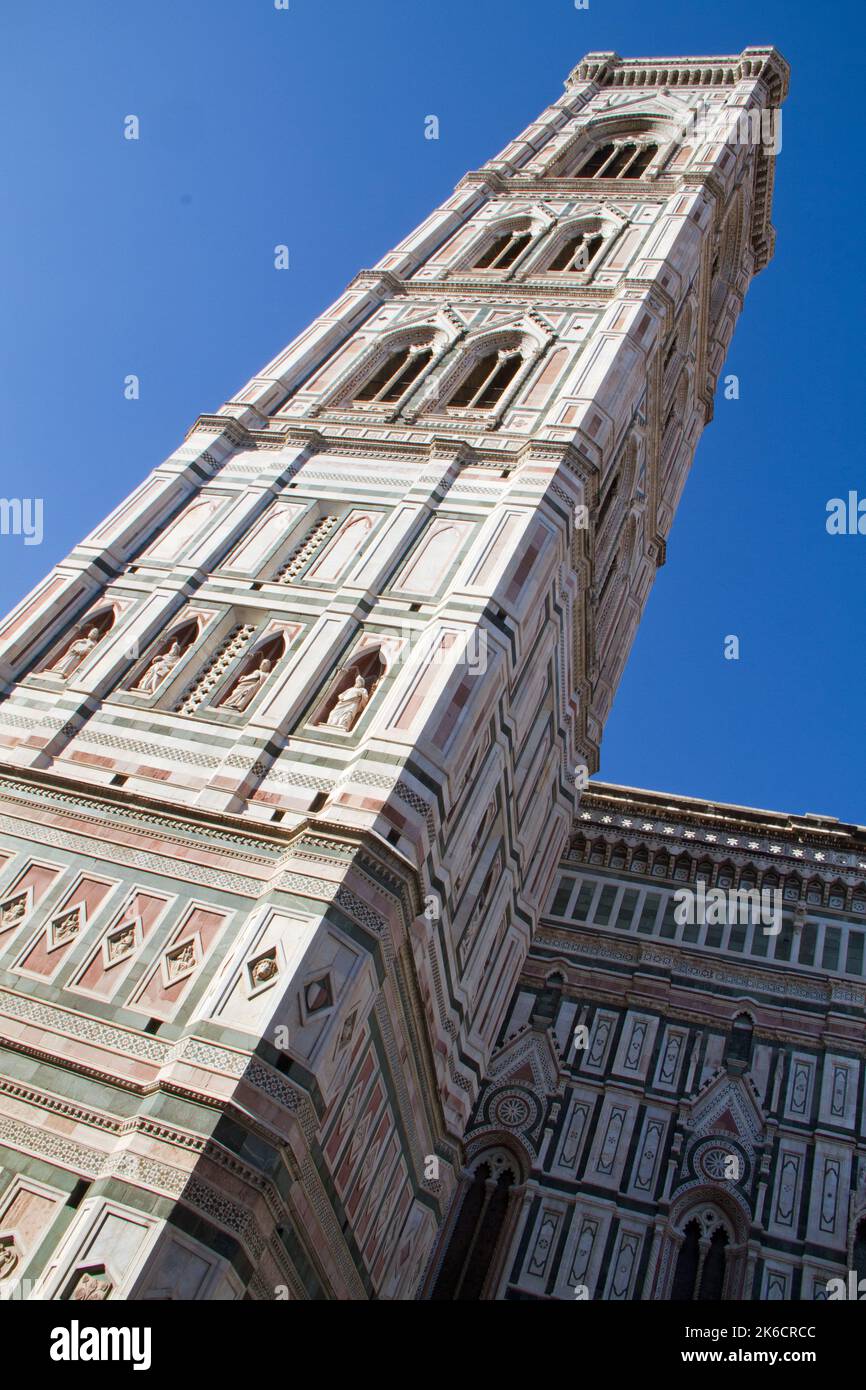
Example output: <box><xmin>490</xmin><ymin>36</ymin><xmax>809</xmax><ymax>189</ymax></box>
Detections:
<box><xmin>133</xmin><ymin>641</ymin><xmax>182</xmax><ymax>695</ymax></box>
<box><xmin>220</xmin><ymin>657</ymin><xmax>272</xmax><ymax>711</ymax></box>
<box><xmin>323</xmin><ymin>673</ymin><xmax>369</xmax><ymax>731</ymax></box>
<box><xmin>48</xmin><ymin>626</ymin><xmax>101</xmax><ymax>679</ymax></box>
<box><xmin>0</xmin><ymin>1240</ymin><xmax>18</xmax><ymax>1280</ymax></box>
<box><xmin>71</xmin><ymin>1272</ymin><xmax>111</xmax><ymax>1301</ymax></box>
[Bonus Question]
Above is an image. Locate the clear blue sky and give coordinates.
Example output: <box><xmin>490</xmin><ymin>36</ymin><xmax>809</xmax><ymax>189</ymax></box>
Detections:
<box><xmin>2</xmin><ymin>0</ymin><xmax>864</xmax><ymax>824</ymax></box>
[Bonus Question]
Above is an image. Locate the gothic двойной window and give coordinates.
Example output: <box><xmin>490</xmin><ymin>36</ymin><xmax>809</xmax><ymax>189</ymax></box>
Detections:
<box><xmin>472</xmin><ymin>229</ymin><xmax>532</xmax><ymax>270</ymax></box>
<box><xmin>429</xmin><ymin>1149</ymin><xmax>521</xmax><ymax>1300</ymax></box>
<box><xmin>671</xmin><ymin>1218</ymin><xmax>730</xmax><ymax>1300</ymax></box>
<box><xmin>447</xmin><ymin>350</ymin><xmax>522</xmax><ymax>410</ymax></box>
<box><xmin>353</xmin><ymin>344</ymin><xmax>433</xmax><ymax>404</ymax></box>
<box><xmin>546</xmin><ymin>231</ymin><xmax>604</xmax><ymax>273</ymax></box>
<box><xmin>577</xmin><ymin>142</ymin><xmax>658</xmax><ymax>179</ymax></box>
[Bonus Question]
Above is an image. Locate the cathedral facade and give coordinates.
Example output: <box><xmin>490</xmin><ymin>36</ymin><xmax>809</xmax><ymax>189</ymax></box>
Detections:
<box><xmin>428</xmin><ymin>783</ymin><xmax>866</xmax><ymax>1300</ymax></box>
<box><xmin>0</xmin><ymin>48</ymin><xmax>799</xmax><ymax>1300</ymax></box>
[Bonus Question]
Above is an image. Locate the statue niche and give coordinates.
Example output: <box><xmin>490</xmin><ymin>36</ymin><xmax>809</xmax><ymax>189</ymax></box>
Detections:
<box><xmin>313</xmin><ymin>645</ymin><xmax>386</xmax><ymax>733</ymax></box>
<box><xmin>216</xmin><ymin>633</ymin><xmax>285</xmax><ymax>713</ymax></box>
<box><xmin>131</xmin><ymin>619</ymin><xmax>199</xmax><ymax>697</ymax></box>
<box><xmin>44</xmin><ymin>607</ymin><xmax>115</xmax><ymax>680</ymax></box>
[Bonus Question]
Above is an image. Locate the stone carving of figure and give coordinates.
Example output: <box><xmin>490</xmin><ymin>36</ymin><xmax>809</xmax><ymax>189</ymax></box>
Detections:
<box><xmin>133</xmin><ymin>641</ymin><xmax>182</xmax><ymax>695</ymax></box>
<box><xmin>71</xmin><ymin>1272</ymin><xmax>111</xmax><ymax>1301</ymax></box>
<box><xmin>0</xmin><ymin>1240</ymin><xmax>18</xmax><ymax>1280</ymax></box>
<box><xmin>324</xmin><ymin>673</ymin><xmax>369</xmax><ymax>731</ymax></box>
<box><xmin>220</xmin><ymin>658</ymin><xmax>272</xmax><ymax>712</ymax></box>
<box><xmin>49</xmin><ymin>627</ymin><xmax>101</xmax><ymax>679</ymax></box>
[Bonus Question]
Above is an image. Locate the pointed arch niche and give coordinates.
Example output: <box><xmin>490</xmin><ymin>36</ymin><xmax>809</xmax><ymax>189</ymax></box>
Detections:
<box><xmin>391</xmin><ymin>517</ymin><xmax>474</xmax><ymax>598</ymax></box>
<box><xmin>220</xmin><ymin>502</ymin><xmax>306</xmax><ymax>578</ymax></box>
<box><xmin>309</xmin><ymin>642</ymin><xmax>389</xmax><ymax>734</ymax></box>
<box><xmin>211</xmin><ymin>630</ymin><xmax>286</xmax><ymax>715</ymax></box>
<box><xmin>40</xmin><ymin>604</ymin><xmax>117</xmax><ymax>681</ymax></box>
<box><xmin>304</xmin><ymin>511</ymin><xmax>379</xmax><ymax>585</ymax></box>
<box><xmin>125</xmin><ymin>615</ymin><xmax>203</xmax><ymax>700</ymax></box>
<box><xmin>143</xmin><ymin>496</ymin><xmax>222</xmax><ymax>565</ymax></box>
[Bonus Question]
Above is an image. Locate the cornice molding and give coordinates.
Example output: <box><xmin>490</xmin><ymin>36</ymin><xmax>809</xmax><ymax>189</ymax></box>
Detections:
<box><xmin>532</xmin><ymin>925</ymin><xmax>866</xmax><ymax>1014</ymax></box>
<box><xmin>566</xmin><ymin>48</ymin><xmax>790</xmax><ymax>105</ymax></box>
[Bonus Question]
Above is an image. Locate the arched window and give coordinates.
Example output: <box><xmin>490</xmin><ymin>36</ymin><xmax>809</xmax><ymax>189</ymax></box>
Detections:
<box><xmin>699</xmin><ymin>1226</ymin><xmax>730</xmax><ymax>1301</ymax></box>
<box><xmin>546</xmin><ymin>231</ymin><xmax>604</xmax><ymax>273</ymax></box>
<box><xmin>473</xmin><ymin>229</ymin><xmax>531</xmax><ymax>270</ymax></box>
<box><xmin>671</xmin><ymin>1213</ymin><xmax>732</xmax><ymax>1300</ymax></box>
<box><xmin>429</xmin><ymin>1148</ymin><xmax>521</xmax><ymax>1300</ymax></box>
<box><xmin>578</xmin><ymin>143</ymin><xmax>617</xmax><ymax>176</ymax></box>
<box><xmin>671</xmin><ymin>1219</ymin><xmax>700</xmax><ymax>1299</ymax></box>
<box><xmin>624</xmin><ymin>144</ymin><xmax>658</xmax><ymax>178</ymax></box>
<box><xmin>577</xmin><ymin>141</ymin><xmax>658</xmax><ymax>179</ymax></box>
<box><xmin>710</xmin><ymin>197</ymin><xmax>743</xmax><ymax>324</ymax></box>
<box><xmin>353</xmin><ymin>344</ymin><xmax>433</xmax><ymax>404</ymax></box>
<box><xmin>447</xmin><ymin>350</ymin><xmax>522</xmax><ymax>410</ymax></box>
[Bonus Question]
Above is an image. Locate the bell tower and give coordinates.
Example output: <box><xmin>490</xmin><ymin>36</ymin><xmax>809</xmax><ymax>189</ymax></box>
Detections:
<box><xmin>0</xmin><ymin>47</ymin><xmax>787</xmax><ymax>1300</ymax></box>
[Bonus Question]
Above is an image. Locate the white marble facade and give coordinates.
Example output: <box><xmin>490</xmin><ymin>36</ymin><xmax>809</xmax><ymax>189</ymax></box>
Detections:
<box><xmin>0</xmin><ymin>48</ymin><xmax>788</xmax><ymax>1299</ymax></box>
